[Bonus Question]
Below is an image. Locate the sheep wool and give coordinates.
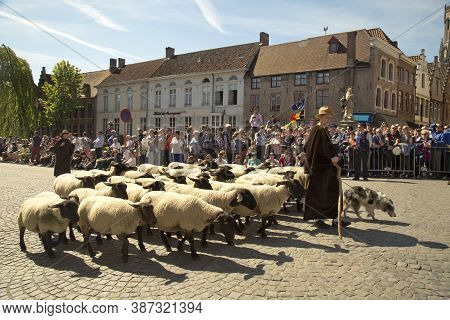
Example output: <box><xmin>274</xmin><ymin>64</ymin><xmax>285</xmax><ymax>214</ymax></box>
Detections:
<box><xmin>69</xmin><ymin>188</ymin><xmax>98</xmax><ymax>202</ymax></box>
<box><xmin>53</xmin><ymin>173</ymin><xmax>92</xmax><ymax>198</ymax></box>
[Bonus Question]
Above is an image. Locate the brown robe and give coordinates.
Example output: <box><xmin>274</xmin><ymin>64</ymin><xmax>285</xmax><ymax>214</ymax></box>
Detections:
<box><xmin>50</xmin><ymin>138</ymin><xmax>74</xmax><ymax>177</ymax></box>
<box><xmin>304</xmin><ymin>125</ymin><xmax>339</xmax><ymax>220</ymax></box>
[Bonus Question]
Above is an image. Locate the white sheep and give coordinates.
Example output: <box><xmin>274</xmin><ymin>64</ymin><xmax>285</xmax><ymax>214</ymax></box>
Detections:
<box><xmin>18</xmin><ymin>195</ymin><xmax>79</xmax><ymax>258</ymax></box>
<box><xmin>108</xmin><ymin>176</ymin><xmax>136</xmax><ymax>184</ymax></box>
<box><xmin>78</xmin><ymin>195</ymin><xmax>157</xmax><ymax>262</ymax></box>
<box><xmin>53</xmin><ymin>173</ymin><xmax>96</xmax><ymax>198</ymax></box>
<box><xmin>137</xmin><ymin>164</ymin><xmax>165</xmax><ymax>175</ymax></box>
<box><xmin>122</xmin><ymin>170</ymin><xmax>153</xmax><ymax>180</ymax></box>
<box><xmin>140</xmin><ymin>191</ymin><xmax>235</xmax><ymax>259</ymax></box>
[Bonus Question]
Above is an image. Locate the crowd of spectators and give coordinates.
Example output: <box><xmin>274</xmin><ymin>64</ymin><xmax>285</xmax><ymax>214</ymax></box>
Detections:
<box><xmin>1</xmin><ymin>116</ymin><xmax>449</xmax><ymax>179</ymax></box>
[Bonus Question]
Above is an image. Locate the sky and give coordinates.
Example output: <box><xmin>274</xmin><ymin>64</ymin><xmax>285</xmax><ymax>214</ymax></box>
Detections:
<box><xmin>0</xmin><ymin>0</ymin><xmax>447</xmax><ymax>82</ymax></box>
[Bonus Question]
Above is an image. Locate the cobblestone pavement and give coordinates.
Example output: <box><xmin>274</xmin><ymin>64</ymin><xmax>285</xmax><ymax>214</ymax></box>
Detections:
<box><xmin>0</xmin><ymin>163</ymin><xmax>449</xmax><ymax>300</ymax></box>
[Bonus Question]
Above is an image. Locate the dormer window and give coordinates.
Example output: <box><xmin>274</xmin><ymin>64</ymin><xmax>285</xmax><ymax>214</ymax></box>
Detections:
<box><xmin>327</xmin><ymin>36</ymin><xmax>342</xmax><ymax>54</ymax></box>
<box><xmin>330</xmin><ymin>43</ymin><xmax>339</xmax><ymax>53</ymax></box>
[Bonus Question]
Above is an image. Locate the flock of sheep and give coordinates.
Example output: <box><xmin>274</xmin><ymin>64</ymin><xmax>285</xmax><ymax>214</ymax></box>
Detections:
<box><xmin>18</xmin><ymin>162</ymin><xmax>305</xmax><ymax>262</ymax></box>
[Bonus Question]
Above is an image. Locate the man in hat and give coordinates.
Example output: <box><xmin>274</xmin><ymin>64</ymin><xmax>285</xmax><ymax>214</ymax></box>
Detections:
<box><xmin>304</xmin><ymin>106</ymin><xmax>350</xmax><ymax>229</ymax></box>
<box><xmin>354</xmin><ymin>122</ymin><xmax>370</xmax><ymax>181</ymax></box>
<box><xmin>50</xmin><ymin>130</ymin><xmax>74</xmax><ymax>177</ymax></box>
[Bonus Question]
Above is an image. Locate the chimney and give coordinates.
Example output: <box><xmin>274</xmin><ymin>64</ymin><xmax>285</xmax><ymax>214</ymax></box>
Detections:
<box><xmin>434</xmin><ymin>55</ymin><xmax>438</xmax><ymax>63</ymax></box>
<box><xmin>166</xmin><ymin>47</ymin><xmax>175</xmax><ymax>59</ymax></box>
<box><xmin>109</xmin><ymin>58</ymin><xmax>117</xmax><ymax>72</ymax></box>
<box><xmin>421</xmin><ymin>48</ymin><xmax>425</xmax><ymax>56</ymax></box>
<box><xmin>260</xmin><ymin>32</ymin><xmax>269</xmax><ymax>46</ymax></box>
<box><xmin>41</xmin><ymin>66</ymin><xmax>46</xmax><ymax>75</ymax></box>
<box><xmin>118</xmin><ymin>58</ymin><xmax>126</xmax><ymax>69</ymax></box>
<box><xmin>347</xmin><ymin>31</ymin><xmax>357</xmax><ymax>65</ymax></box>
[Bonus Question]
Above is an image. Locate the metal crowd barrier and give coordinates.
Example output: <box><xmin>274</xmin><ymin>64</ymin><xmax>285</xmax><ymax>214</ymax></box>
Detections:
<box><xmin>342</xmin><ymin>146</ymin><xmax>450</xmax><ymax>178</ymax></box>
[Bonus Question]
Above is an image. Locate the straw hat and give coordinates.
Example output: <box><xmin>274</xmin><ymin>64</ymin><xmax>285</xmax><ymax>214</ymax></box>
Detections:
<box><xmin>60</xmin><ymin>130</ymin><xmax>70</xmax><ymax>137</ymax></box>
<box><xmin>315</xmin><ymin>106</ymin><xmax>332</xmax><ymax>118</ymax></box>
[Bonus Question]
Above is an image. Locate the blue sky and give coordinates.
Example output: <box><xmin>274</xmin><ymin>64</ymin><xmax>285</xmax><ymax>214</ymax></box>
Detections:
<box><xmin>0</xmin><ymin>0</ymin><xmax>447</xmax><ymax>82</ymax></box>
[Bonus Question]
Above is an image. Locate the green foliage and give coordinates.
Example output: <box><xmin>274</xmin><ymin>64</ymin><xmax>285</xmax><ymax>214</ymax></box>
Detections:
<box><xmin>0</xmin><ymin>44</ymin><xmax>38</xmax><ymax>137</ymax></box>
<box><xmin>39</xmin><ymin>60</ymin><xmax>83</xmax><ymax>130</ymax></box>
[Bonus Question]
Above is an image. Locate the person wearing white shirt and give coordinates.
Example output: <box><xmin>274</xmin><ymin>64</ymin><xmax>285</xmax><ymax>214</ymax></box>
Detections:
<box><xmin>215</xmin><ymin>150</ymin><xmax>228</xmax><ymax>165</ymax></box>
<box><xmin>72</xmin><ymin>133</ymin><xmax>82</xmax><ymax>152</ymax></box>
<box><xmin>93</xmin><ymin>131</ymin><xmax>104</xmax><ymax>159</ymax></box>
<box><xmin>111</xmin><ymin>138</ymin><xmax>121</xmax><ymax>152</ymax></box>
<box><xmin>170</xmin><ymin>131</ymin><xmax>184</xmax><ymax>163</ymax></box>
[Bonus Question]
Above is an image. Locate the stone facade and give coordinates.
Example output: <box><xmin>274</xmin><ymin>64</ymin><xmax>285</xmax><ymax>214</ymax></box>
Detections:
<box><xmin>411</xmin><ymin>50</ymin><xmax>431</xmax><ymax>126</ymax></box>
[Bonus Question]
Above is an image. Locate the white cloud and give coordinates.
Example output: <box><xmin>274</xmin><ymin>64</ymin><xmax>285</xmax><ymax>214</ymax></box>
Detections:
<box><xmin>64</xmin><ymin>0</ymin><xmax>127</xmax><ymax>32</ymax></box>
<box><xmin>0</xmin><ymin>9</ymin><xmax>142</xmax><ymax>61</ymax></box>
<box><xmin>193</xmin><ymin>0</ymin><xmax>225</xmax><ymax>34</ymax></box>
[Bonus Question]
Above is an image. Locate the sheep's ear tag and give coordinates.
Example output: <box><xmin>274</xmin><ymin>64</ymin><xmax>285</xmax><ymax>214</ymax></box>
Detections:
<box><xmin>236</xmin><ymin>192</ymin><xmax>243</xmax><ymax>203</ymax></box>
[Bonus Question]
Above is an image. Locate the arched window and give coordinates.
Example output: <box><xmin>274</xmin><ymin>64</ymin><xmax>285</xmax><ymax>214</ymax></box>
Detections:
<box><xmin>229</xmin><ymin>75</ymin><xmax>238</xmax><ymax>81</ymax></box>
<box><xmin>169</xmin><ymin>81</ymin><xmax>176</xmax><ymax>87</ymax></box>
<box><xmin>384</xmin><ymin>90</ymin><xmax>389</xmax><ymax>109</ymax></box>
<box><xmin>376</xmin><ymin>88</ymin><xmax>381</xmax><ymax>108</ymax></box>
<box><xmin>102</xmin><ymin>89</ymin><xmax>108</xmax><ymax>112</ymax></box>
<box><xmin>381</xmin><ymin>59</ymin><xmax>386</xmax><ymax>78</ymax></box>
<box><xmin>184</xmin><ymin>80</ymin><xmax>192</xmax><ymax>85</ymax></box>
<box><xmin>391</xmin><ymin>93</ymin><xmax>396</xmax><ymax>110</ymax></box>
<box><xmin>140</xmin><ymin>84</ymin><xmax>147</xmax><ymax>110</ymax></box>
<box><xmin>202</xmin><ymin>78</ymin><xmax>210</xmax><ymax>83</ymax></box>
<box><xmin>215</xmin><ymin>77</ymin><xmax>223</xmax><ymax>82</ymax></box>
<box><xmin>155</xmin><ymin>83</ymin><xmax>161</xmax><ymax>88</ymax></box>
<box><xmin>115</xmin><ymin>88</ymin><xmax>120</xmax><ymax>111</ymax></box>
<box><xmin>127</xmin><ymin>87</ymin><xmax>133</xmax><ymax>110</ymax></box>
<box><xmin>388</xmin><ymin>63</ymin><xmax>394</xmax><ymax>81</ymax></box>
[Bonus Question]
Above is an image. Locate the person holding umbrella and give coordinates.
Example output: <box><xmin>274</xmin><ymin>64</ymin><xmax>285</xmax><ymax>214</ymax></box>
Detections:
<box><xmin>50</xmin><ymin>130</ymin><xmax>74</xmax><ymax>177</ymax></box>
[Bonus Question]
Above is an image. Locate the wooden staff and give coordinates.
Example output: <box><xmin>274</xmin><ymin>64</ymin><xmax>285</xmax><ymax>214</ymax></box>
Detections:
<box><xmin>333</xmin><ymin>163</ymin><xmax>343</xmax><ymax>240</ymax></box>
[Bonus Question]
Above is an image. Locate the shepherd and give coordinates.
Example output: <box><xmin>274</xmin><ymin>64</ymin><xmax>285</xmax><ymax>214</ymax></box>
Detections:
<box><xmin>304</xmin><ymin>106</ymin><xmax>349</xmax><ymax>230</ymax></box>
<box><xmin>50</xmin><ymin>130</ymin><xmax>75</xmax><ymax>177</ymax></box>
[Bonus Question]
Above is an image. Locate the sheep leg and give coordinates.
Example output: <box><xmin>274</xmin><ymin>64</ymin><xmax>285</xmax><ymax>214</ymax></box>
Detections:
<box><xmin>269</xmin><ymin>216</ymin><xmax>278</xmax><ymax>225</ymax></box>
<box><xmin>259</xmin><ymin>218</ymin><xmax>268</xmax><ymax>239</ymax></box>
<box><xmin>296</xmin><ymin>198</ymin><xmax>303</xmax><ymax>212</ymax></box>
<box><xmin>236</xmin><ymin>216</ymin><xmax>246</xmax><ymax>231</ymax></box>
<box><xmin>118</xmin><ymin>235</ymin><xmax>129</xmax><ymax>263</ymax></box>
<box><xmin>19</xmin><ymin>227</ymin><xmax>26</xmax><ymax>252</ymax></box>
<box><xmin>146</xmin><ymin>225</ymin><xmax>153</xmax><ymax>236</ymax></box>
<box><xmin>106</xmin><ymin>234</ymin><xmax>113</xmax><ymax>240</ymax></box>
<box><xmin>177</xmin><ymin>236</ymin><xmax>187</xmax><ymax>252</ymax></box>
<box><xmin>187</xmin><ymin>233</ymin><xmax>199</xmax><ymax>260</ymax></box>
<box><xmin>209</xmin><ymin>224</ymin><xmax>216</xmax><ymax>235</ymax></box>
<box><xmin>201</xmin><ymin>227</ymin><xmax>208</xmax><ymax>248</ymax></box>
<box><xmin>245</xmin><ymin>217</ymin><xmax>251</xmax><ymax>225</ymax></box>
<box><xmin>69</xmin><ymin>222</ymin><xmax>76</xmax><ymax>241</ymax></box>
<box><xmin>136</xmin><ymin>226</ymin><xmax>146</xmax><ymax>251</ymax></box>
<box><xmin>283</xmin><ymin>202</ymin><xmax>289</xmax><ymax>213</ymax></box>
<box><xmin>58</xmin><ymin>231</ymin><xmax>68</xmax><ymax>245</ymax></box>
<box><xmin>83</xmin><ymin>231</ymin><xmax>95</xmax><ymax>257</ymax></box>
<box><xmin>42</xmin><ymin>232</ymin><xmax>55</xmax><ymax>258</ymax></box>
<box><xmin>159</xmin><ymin>231</ymin><xmax>172</xmax><ymax>252</ymax></box>
<box><xmin>95</xmin><ymin>233</ymin><xmax>103</xmax><ymax>245</ymax></box>
<box><xmin>176</xmin><ymin>231</ymin><xmax>183</xmax><ymax>240</ymax></box>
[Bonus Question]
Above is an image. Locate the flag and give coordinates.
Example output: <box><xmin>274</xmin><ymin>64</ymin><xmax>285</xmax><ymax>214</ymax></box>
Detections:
<box><xmin>291</xmin><ymin>98</ymin><xmax>305</xmax><ymax>112</ymax></box>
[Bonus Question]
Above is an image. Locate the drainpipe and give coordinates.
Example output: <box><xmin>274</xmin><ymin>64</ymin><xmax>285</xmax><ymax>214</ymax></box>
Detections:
<box><xmin>145</xmin><ymin>80</ymin><xmax>149</xmax><ymax>131</ymax></box>
<box><xmin>211</xmin><ymin>73</ymin><xmax>215</xmax><ymax>115</ymax></box>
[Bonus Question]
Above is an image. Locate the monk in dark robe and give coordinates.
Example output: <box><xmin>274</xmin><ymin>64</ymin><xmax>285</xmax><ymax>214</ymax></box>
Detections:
<box><xmin>304</xmin><ymin>107</ymin><xmax>350</xmax><ymax>229</ymax></box>
<box><xmin>50</xmin><ymin>130</ymin><xmax>74</xmax><ymax>177</ymax></box>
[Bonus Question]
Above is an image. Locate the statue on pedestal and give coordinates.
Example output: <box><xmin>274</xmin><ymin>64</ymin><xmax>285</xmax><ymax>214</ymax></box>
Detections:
<box><xmin>342</xmin><ymin>87</ymin><xmax>354</xmax><ymax>121</ymax></box>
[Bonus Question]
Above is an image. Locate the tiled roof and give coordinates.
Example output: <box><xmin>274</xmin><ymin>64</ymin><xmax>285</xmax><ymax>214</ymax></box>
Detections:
<box><xmin>366</xmin><ymin>28</ymin><xmax>396</xmax><ymax>47</ymax></box>
<box><xmin>99</xmin><ymin>59</ymin><xmax>165</xmax><ymax>86</ymax></box>
<box><xmin>82</xmin><ymin>70</ymin><xmax>110</xmax><ymax>97</ymax></box>
<box><xmin>408</xmin><ymin>55</ymin><xmax>421</xmax><ymax>62</ymax></box>
<box><xmin>152</xmin><ymin>43</ymin><xmax>260</xmax><ymax>77</ymax></box>
<box><xmin>252</xmin><ymin>30</ymin><xmax>371</xmax><ymax>76</ymax></box>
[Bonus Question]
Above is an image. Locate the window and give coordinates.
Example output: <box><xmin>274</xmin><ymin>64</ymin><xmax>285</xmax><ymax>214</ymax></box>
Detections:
<box><xmin>155</xmin><ymin>90</ymin><xmax>161</xmax><ymax>109</ymax></box>
<box><xmin>410</xmin><ymin>95</ymin><xmax>414</xmax><ymax>113</ymax></box>
<box><xmin>398</xmin><ymin>67</ymin><xmax>404</xmax><ymax>82</ymax></box>
<box><xmin>294</xmin><ymin>91</ymin><xmax>305</xmax><ymax>102</ymax></box>
<box><xmin>420</xmin><ymin>98</ymin><xmax>424</xmax><ymax>117</ymax></box>
<box><xmin>384</xmin><ymin>90</ymin><xmax>389</xmax><ymax>109</ymax></box>
<box><xmin>406</xmin><ymin>71</ymin><xmax>409</xmax><ymax>85</ymax></box>
<box><xmin>102</xmin><ymin>118</ymin><xmax>108</xmax><ymax>133</ymax></box>
<box><xmin>215</xmin><ymin>85</ymin><xmax>224</xmax><ymax>106</ymax></box>
<box><xmin>184</xmin><ymin>87</ymin><xmax>192</xmax><ymax>106</ymax></box>
<box><xmin>376</xmin><ymin>88</ymin><xmax>381</xmax><ymax>108</ymax></box>
<box><xmin>425</xmin><ymin>100</ymin><xmax>429</xmax><ymax>118</ymax></box>
<box><xmin>202</xmin><ymin>86</ymin><xmax>211</xmax><ymax>105</ymax></box>
<box><xmin>329</xmin><ymin>42</ymin><xmax>339</xmax><ymax>53</ymax></box>
<box><xmin>295</xmin><ymin>73</ymin><xmax>307</xmax><ymax>86</ymax></box>
<box><xmin>115</xmin><ymin>89</ymin><xmax>120</xmax><ymax>111</ymax></box>
<box><xmin>114</xmin><ymin>118</ymin><xmax>120</xmax><ymax>132</ymax></box>
<box><xmin>79</xmin><ymin>124</ymin><xmax>84</xmax><ymax>135</ymax></box>
<box><xmin>202</xmin><ymin>117</ymin><xmax>209</xmax><ymax>126</ymax></box>
<box><xmin>140</xmin><ymin>85</ymin><xmax>147</xmax><ymax>110</ymax></box>
<box><xmin>388</xmin><ymin>63</ymin><xmax>394</xmax><ymax>81</ymax></box>
<box><xmin>103</xmin><ymin>90</ymin><xmax>108</xmax><ymax>112</ymax></box>
<box><xmin>169</xmin><ymin>117</ymin><xmax>175</xmax><ymax>131</ymax></box>
<box><xmin>398</xmin><ymin>91</ymin><xmax>402</xmax><ymax>111</ymax></box>
<box><xmin>211</xmin><ymin>114</ymin><xmax>220</xmax><ymax>135</ymax></box>
<box><xmin>169</xmin><ymin>89</ymin><xmax>176</xmax><ymax>107</ymax></box>
<box><xmin>271</xmin><ymin>75</ymin><xmax>281</xmax><ymax>88</ymax></box>
<box><xmin>421</xmin><ymin>73</ymin><xmax>425</xmax><ymax>88</ymax></box>
<box><xmin>316</xmin><ymin>89</ymin><xmax>329</xmax><ymax>108</ymax></box>
<box><xmin>126</xmin><ymin>119</ymin><xmax>133</xmax><ymax>136</ymax></box>
<box><xmin>405</xmin><ymin>93</ymin><xmax>409</xmax><ymax>112</ymax></box>
<box><xmin>140</xmin><ymin>117</ymin><xmax>147</xmax><ymax>131</ymax></box>
<box><xmin>316</xmin><ymin>71</ymin><xmax>329</xmax><ymax>84</ymax></box>
<box><xmin>87</xmin><ymin>123</ymin><xmax>92</xmax><ymax>136</ymax></box>
<box><xmin>184</xmin><ymin>80</ymin><xmax>192</xmax><ymax>85</ymax></box>
<box><xmin>228</xmin><ymin>83</ymin><xmax>238</xmax><ymax>105</ymax></box>
<box><xmin>229</xmin><ymin>75</ymin><xmax>238</xmax><ymax>81</ymax></box>
<box><xmin>202</xmin><ymin>78</ymin><xmax>210</xmax><ymax>84</ymax></box>
<box><xmin>270</xmin><ymin>93</ymin><xmax>281</xmax><ymax>111</ymax></box>
<box><xmin>87</xmin><ymin>103</ymin><xmax>93</xmax><ymax>117</ymax></box>
<box><xmin>251</xmin><ymin>77</ymin><xmax>260</xmax><ymax>89</ymax></box>
<box><xmin>184</xmin><ymin>117</ymin><xmax>192</xmax><ymax>130</ymax></box>
<box><xmin>391</xmin><ymin>93</ymin><xmax>396</xmax><ymax>110</ymax></box>
<box><xmin>381</xmin><ymin>59</ymin><xmax>386</xmax><ymax>78</ymax></box>
<box><xmin>155</xmin><ymin>117</ymin><xmax>161</xmax><ymax>130</ymax></box>
<box><xmin>415</xmin><ymin>98</ymin><xmax>419</xmax><ymax>116</ymax></box>
<box><xmin>127</xmin><ymin>87</ymin><xmax>133</xmax><ymax>110</ymax></box>
<box><xmin>215</xmin><ymin>77</ymin><xmax>223</xmax><ymax>82</ymax></box>
<box><xmin>169</xmin><ymin>81</ymin><xmax>176</xmax><ymax>87</ymax></box>
<box><xmin>250</xmin><ymin>95</ymin><xmax>259</xmax><ymax>109</ymax></box>
<box><xmin>80</xmin><ymin>106</ymin><xmax>86</xmax><ymax>118</ymax></box>
<box><xmin>228</xmin><ymin>115</ymin><xmax>237</xmax><ymax>128</ymax></box>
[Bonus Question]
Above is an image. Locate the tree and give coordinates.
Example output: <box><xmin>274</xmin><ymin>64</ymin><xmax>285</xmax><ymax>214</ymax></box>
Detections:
<box><xmin>40</xmin><ymin>60</ymin><xmax>83</xmax><ymax>131</ymax></box>
<box><xmin>0</xmin><ymin>44</ymin><xmax>38</xmax><ymax>137</ymax></box>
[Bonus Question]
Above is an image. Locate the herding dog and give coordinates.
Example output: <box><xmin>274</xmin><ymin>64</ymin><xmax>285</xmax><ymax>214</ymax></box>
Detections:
<box><xmin>343</xmin><ymin>186</ymin><xmax>396</xmax><ymax>220</ymax></box>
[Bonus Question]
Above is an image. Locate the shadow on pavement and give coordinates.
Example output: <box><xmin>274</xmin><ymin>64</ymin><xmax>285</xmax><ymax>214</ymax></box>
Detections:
<box><xmin>342</xmin><ymin>178</ymin><xmax>417</xmax><ymax>184</ymax></box>
<box><xmin>345</xmin><ymin>217</ymin><xmax>410</xmax><ymax>227</ymax></box>
<box><xmin>25</xmin><ymin>251</ymin><xmax>101</xmax><ymax>278</ymax></box>
<box><xmin>418</xmin><ymin>241</ymin><xmax>449</xmax><ymax>250</ymax></box>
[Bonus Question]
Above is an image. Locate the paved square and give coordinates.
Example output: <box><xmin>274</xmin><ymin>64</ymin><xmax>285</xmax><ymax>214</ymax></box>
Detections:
<box><xmin>0</xmin><ymin>163</ymin><xmax>448</xmax><ymax>299</ymax></box>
